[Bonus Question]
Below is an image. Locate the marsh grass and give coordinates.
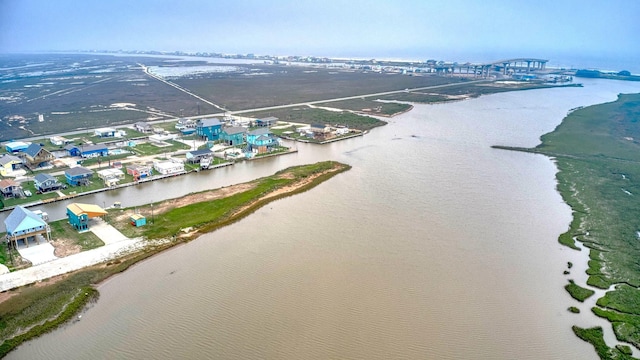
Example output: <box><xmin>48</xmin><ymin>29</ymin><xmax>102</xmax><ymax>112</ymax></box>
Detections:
<box><xmin>565</xmin><ymin>280</ymin><xmax>595</xmax><ymax>302</ymax></box>
<box><xmin>524</xmin><ymin>93</ymin><xmax>640</xmax><ymax>357</ymax></box>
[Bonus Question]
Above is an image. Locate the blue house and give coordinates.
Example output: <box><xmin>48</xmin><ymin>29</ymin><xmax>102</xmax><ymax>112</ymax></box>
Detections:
<box><xmin>64</xmin><ymin>166</ymin><xmax>94</xmax><ymax>186</ymax></box>
<box><xmin>196</xmin><ymin>118</ymin><xmax>222</xmax><ymax>141</ymax></box>
<box><xmin>65</xmin><ymin>144</ymin><xmax>108</xmax><ymax>158</ymax></box>
<box><xmin>81</xmin><ymin>144</ymin><xmax>109</xmax><ymax>158</ymax></box>
<box><xmin>5</xmin><ymin>141</ymin><xmax>30</xmax><ymax>153</ymax></box>
<box><xmin>4</xmin><ymin>206</ymin><xmax>50</xmax><ymax>248</ymax></box>
<box><xmin>64</xmin><ymin>144</ymin><xmax>82</xmax><ymax>157</ymax></box>
<box><xmin>246</xmin><ymin>128</ymin><xmax>279</xmax><ymax>154</ymax></box>
<box><xmin>34</xmin><ymin>173</ymin><xmax>63</xmax><ymax>193</ymax></box>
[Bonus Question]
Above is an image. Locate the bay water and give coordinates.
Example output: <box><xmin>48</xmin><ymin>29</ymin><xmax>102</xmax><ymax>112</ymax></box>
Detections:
<box><xmin>9</xmin><ymin>78</ymin><xmax>640</xmax><ymax>359</ymax></box>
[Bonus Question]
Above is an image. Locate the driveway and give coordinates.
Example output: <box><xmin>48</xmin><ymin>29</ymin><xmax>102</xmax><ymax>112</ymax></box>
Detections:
<box><xmin>17</xmin><ymin>236</ymin><xmax>58</xmax><ymax>265</ymax></box>
<box><xmin>89</xmin><ymin>218</ymin><xmax>129</xmax><ymax>245</ymax></box>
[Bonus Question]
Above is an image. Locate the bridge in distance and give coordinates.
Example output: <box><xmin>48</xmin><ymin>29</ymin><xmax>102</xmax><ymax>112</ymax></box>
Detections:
<box><xmin>432</xmin><ymin>58</ymin><xmax>549</xmax><ymax>77</ymax></box>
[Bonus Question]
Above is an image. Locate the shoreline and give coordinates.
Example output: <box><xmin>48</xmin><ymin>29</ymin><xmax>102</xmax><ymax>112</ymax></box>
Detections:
<box><xmin>1</xmin><ymin>82</ymin><xmax>635</xmax><ymax>359</ymax></box>
<box><xmin>0</xmin><ymin>161</ymin><xmax>350</xmax><ymax>357</ymax></box>
<box><xmin>493</xmin><ymin>93</ymin><xmax>640</xmax><ymax>357</ymax></box>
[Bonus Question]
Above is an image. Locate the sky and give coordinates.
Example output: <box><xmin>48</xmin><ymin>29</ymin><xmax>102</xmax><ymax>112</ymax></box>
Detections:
<box><xmin>1</xmin><ymin>0</ymin><xmax>639</xmax><ymax>65</ymax></box>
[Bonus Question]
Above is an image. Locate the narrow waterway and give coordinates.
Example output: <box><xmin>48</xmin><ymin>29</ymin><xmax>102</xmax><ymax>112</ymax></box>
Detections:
<box><xmin>8</xmin><ymin>79</ymin><xmax>640</xmax><ymax>359</ymax></box>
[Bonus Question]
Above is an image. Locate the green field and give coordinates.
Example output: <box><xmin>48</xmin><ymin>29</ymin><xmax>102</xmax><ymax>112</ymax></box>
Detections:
<box><xmin>247</xmin><ymin>107</ymin><xmax>386</xmax><ymax>131</ymax></box>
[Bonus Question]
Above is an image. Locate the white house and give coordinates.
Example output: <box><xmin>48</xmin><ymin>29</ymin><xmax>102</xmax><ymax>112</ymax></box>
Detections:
<box><xmin>96</xmin><ymin>168</ymin><xmax>124</xmax><ymax>187</ymax></box>
<box><xmin>153</xmin><ymin>159</ymin><xmax>184</xmax><ymax>175</ymax></box>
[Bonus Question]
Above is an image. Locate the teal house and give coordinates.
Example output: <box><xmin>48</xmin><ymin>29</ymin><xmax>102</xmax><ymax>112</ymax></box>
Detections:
<box><xmin>66</xmin><ymin>203</ymin><xmax>107</xmax><ymax>232</ymax></box>
<box><xmin>196</xmin><ymin>118</ymin><xmax>222</xmax><ymax>141</ymax></box>
<box><xmin>220</xmin><ymin>126</ymin><xmax>246</xmax><ymax>146</ymax></box>
<box><xmin>246</xmin><ymin>128</ymin><xmax>279</xmax><ymax>154</ymax></box>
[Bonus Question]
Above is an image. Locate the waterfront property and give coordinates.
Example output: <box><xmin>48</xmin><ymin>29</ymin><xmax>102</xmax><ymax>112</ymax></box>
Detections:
<box><xmin>311</xmin><ymin>123</ymin><xmax>330</xmax><ymax>135</ymax></box>
<box><xmin>153</xmin><ymin>159</ymin><xmax>185</xmax><ymax>175</ymax></box>
<box><xmin>127</xmin><ymin>163</ymin><xmax>153</xmax><ymax>180</ymax></box>
<box><xmin>0</xmin><ymin>154</ymin><xmax>23</xmax><ymax>176</ymax></box>
<box><xmin>186</xmin><ymin>148</ymin><xmax>213</xmax><ymax>163</ymax></box>
<box><xmin>196</xmin><ymin>118</ymin><xmax>222</xmax><ymax>141</ymax></box>
<box><xmin>220</xmin><ymin>126</ymin><xmax>246</xmax><ymax>146</ymax></box>
<box><xmin>23</xmin><ymin>143</ymin><xmax>54</xmax><ymax>169</ymax></box>
<box><xmin>66</xmin><ymin>203</ymin><xmax>107</xmax><ymax>232</ymax></box>
<box><xmin>4</xmin><ymin>206</ymin><xmax>51</xmax><ymax>248</ymax></box>
<box><xmin>246</xmin><ymin>128</ymin><xmax>279</xmax><ymax>154</ymax></box>
<box><xmin>4</xmin><ymin>141</ymin><xmax>30</xmax><ymax>153</ymax></box>
<box><xmin>34</xmin><ymin>173</ymin><xmax>63</xmax><ymax>193</ymax></box>
<box><xmin>0</xmin><ymin>179</ymin><xmax>24</xmax><ymax>199</ymax></box>
<box><xmin>64</xmin><ymin>166</ymin><xmax>94</xmax><ymax>186</ymax></box>
<box><xmin>97</xmin><ymin>168</ymin><xmax>124</xmax><ymax>187</ymax></box>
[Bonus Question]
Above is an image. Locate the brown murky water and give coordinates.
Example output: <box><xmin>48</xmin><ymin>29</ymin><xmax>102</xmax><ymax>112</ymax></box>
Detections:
<box><xmin>9</xmin><ymin>79</ymin><xmax>640</xmax><ymax>359</ymax></box>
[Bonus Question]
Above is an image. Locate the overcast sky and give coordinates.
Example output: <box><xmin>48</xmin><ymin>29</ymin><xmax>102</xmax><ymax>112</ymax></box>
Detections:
<box><xmin>1</xmin><ymin>0</ymin><xmax>638</xmax><ymax>64</ymax></box>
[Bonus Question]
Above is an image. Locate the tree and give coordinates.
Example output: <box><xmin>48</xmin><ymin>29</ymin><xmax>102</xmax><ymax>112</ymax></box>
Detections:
<box><xmin>618</xmin><ymin>70</ymin><xmax>631</xmax><ymax>76</ymax></box>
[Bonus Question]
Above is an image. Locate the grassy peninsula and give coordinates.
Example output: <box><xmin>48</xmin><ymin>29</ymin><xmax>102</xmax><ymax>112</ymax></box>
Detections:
<box><xmin>497</xmin><ymin>93</ymin><xmax>640</xmax><ymax>359</ymax></box>
<box><xmin>0</xmin><ymin>161</ymin><xmax>350</xmax><ymax>358</ymax></box>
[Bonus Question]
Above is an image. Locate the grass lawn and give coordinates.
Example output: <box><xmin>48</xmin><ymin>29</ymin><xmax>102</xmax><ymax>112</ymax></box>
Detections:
<box><xmin>48</xmin><ymin>220</ymin><xmax>104</xmax><ymax>251</ymax></box>
<box><xmin>128</xmin><ymin>140</ymin><xmax>190</xmax><ymax>156</ymax></box>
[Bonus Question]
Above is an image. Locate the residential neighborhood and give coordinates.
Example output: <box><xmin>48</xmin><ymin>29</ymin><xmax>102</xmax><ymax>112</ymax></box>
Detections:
<box><xmin>1</xmin><ymin>114</ymin><xmax>358</xmax><ymax>211</ymax></box>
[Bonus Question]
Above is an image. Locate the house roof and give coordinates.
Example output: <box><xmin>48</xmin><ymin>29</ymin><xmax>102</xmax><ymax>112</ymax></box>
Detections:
<box><xmin>311</xmin><ymin>123</ymin><xmax>327</xmax><ymax>129</ymax></box>
<box><xmin>0</xmin><ymin>154</ymin><xmax>22</xmax><ymax>166</ymax></box>
<box><xmin>198</xmin><ymin>118</ymin><xmax>222</xmax><ymax>127</ymax></box>
<box><xmin>127</xmin><ymin>163</ymin><xmax>151</xmax><ymax>171</ymax></box>
<box><xmin>248</xmin><ymin>127</ymin><xmax>271</xmax><ymax>136</ymax></box>
<box><xmin>97</xmin><ymin>168</ymin><xmax>123</xmax><ymax>177</ymax></box>
<box><xmin>134</xmin><ymin>121</ymin><xmax>152</xmax><ymax>128</ymax></box>
<box><xmin>222</xmin><ymin>126</ymin><xmax>246</xmax><ymax>135</ymax></box>
<box><xmin>66</xmin><ymin>203</ymin><xmax>107</xmax><ymax>217</ymax></box>
<box><xmin>258</xmin><ymin>116</ymin><xmax>278</xmax><ymax>122</ymax></box>
<box><xmin>64</xmin><ymin>144</ymin><xmax>79</xmax><ymax>151</ymax></box>
<box><xmin>95</xmin><ymin>127</ymin><xmax>116</xmax><ymax>133</ymax></box>
<box><xmin>5</xmin><ymin>141</ymin><xmax>30</xmax><ymax>149</ymax></box>
<box><xmin>24</xmin><ymin>143</ymin><xmax>44</xmax><ymax>158</ymax></box>
<box><xmin>188</xmin><ymin>149</ymin><xmax>213</xmax><ymax>157</ymax></box>
<box><xmin>65</xmin><ymin>166</ymin><xmax>93</xmax><ymax>177</ymax></box>
<box><xmin>0</xmin><ymin>179</ymin><xmax>19</xmax><ymax>189</ymax></box>
<box><xmin>4</xmin><ymin>206</ymin><xmax>47</xmax><ymax>235</ymax></box>
<box><xmin>82</xmin><ymin>144</ymin><xmax>108</xmax><ymax>153</ymax></box>
<box><xmin>34</xmin><ymin>173</ymin><xmax>56</xmax><ymax>183</ymax></box>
